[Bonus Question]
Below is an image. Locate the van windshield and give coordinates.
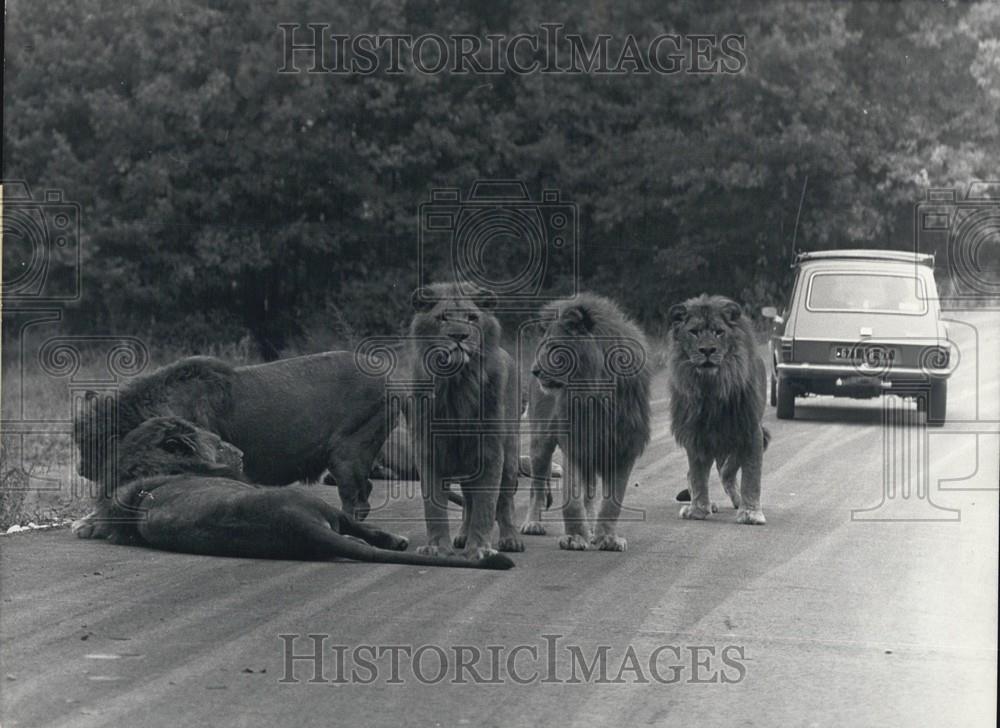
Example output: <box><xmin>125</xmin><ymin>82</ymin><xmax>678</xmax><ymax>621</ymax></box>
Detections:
<box><xmin>806</xmin><ymin>273</ymin><xmax>926</xmax><ymax>314</ymax></box>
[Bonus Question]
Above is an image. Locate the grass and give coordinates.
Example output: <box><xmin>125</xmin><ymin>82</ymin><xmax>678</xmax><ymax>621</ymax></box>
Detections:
<box><xmin>0</xmin><ymin>337</ymin><xmax>267</xmax><ymax>532</ymax></box>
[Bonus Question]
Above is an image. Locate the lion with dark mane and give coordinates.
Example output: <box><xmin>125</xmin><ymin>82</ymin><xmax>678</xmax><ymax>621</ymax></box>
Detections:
<box><xmin>84</xmin><ymin>415</ymin><xmax>512</xmax><ymax>568</ymax></box>
<box><xmin>405</xmin><ymin>282</ymin><xmax>523</xmax><ymax>561</ymax></box>
<box><xmin>667</xmin><ymin>294</ymin><xmax>769</xmax><ymax>525</ymax></box>
<box><xmin>72</xmin><ymin>350</ymin><xmax>396</xmax><ymax>538</ymax></box>
<box><xmin>523</xmin><ymin>293</ymin><xmax>651</xmax><ymax>552</ymax></box>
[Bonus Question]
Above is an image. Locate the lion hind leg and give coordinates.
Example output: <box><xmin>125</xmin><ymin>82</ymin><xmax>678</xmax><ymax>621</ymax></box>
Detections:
<box><xmin>453</xmin><ymin>483</ymin><xmax>472</xmax><ymax>549</ymax></box>
<box><xmin>735</xmin><ymin>433</ymin><xmax>766</xmax><ymax>526</ymax></box>
<box><xmin>679</xmin><ymin>454</ymin><xmax>714</xmax><ymax>520</ymax></box>
<box><xmin>558</xmin><ymin>460</ymin><xmax>592</xmax><ymax>548</ymax></box>
<box><xmin>717</xmin><ymin>457</ymin><xmax>742</xmax><ymax>510</ymax></box>
<box><xmin>520</xmin><ymin>434</ymin><xmax>556</xmax><ymax>536</ymax></box>
<box><xmin>333</xmin><ymin>509</ymin><xmax>409</xmax><ymax>552</ymax></box>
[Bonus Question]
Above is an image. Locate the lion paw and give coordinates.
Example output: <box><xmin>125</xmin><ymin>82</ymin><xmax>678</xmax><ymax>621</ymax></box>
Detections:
<box><xmin>558</xmin><ymin>534</ymin><xmax>590</xmax><ymax>551</ymax></box>
<box><xmin>72</xmin><ymin>513</ymin><xmax>109</xmax><ymax>540</ymax></box>
<box><xmin>497</xmin><ymin>535</ymin><xmax>525</xmax><ymax>552</ymax></box>
<box><xmin>591</xmin><ymin>534</ymin><xmax>627</xmax><ymax>552</ymax></box>
<box><xmin>452</xmin><ymin>534</ymin><xmax>466</xmax><ymax>549</ymax></box>
<box><xmin>736</xmin><ymin>509</ymin><xmax>766</xmax><ymax>525</ymax></box>
<box><xmin>679</xmin><ymin>504</ymin><xmax>712</xmax><ymax>520</ymax></box>
<box><xmin>391</xmin><ymin>536</ymin><xmax>409</xmax><ymax>551</ymax></box>
<box><xmin>416</xmin><ymin>544</ymin><xmax>455</xmax><ymax>557</ymax></box>
<box><xmin>465</xmin><ymin>547</ymin><xmax>499</xmax><ymax>561</ymax></box>
<box><xmin>520</xmin><ymin>520</ymin><xmax>546</xmax><ymax>536</ymax></box>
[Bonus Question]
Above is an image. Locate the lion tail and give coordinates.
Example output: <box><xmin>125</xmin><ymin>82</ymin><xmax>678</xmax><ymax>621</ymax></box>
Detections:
<box><xmin>325</xmin><ymin>531</ymin><xmax>514</xmax><ymax>570</ymax></box>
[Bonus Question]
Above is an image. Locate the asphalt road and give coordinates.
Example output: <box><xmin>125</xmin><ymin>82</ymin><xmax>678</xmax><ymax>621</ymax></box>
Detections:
<box><xmin>2</xmin><ymin>311</ymin><xmax>997</xmax><ymax>728</ymax></box>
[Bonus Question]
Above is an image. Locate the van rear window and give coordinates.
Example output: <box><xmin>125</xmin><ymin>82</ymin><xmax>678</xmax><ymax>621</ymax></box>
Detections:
<box><xmin>806</xmin><ymin>273</ymin><xmax>927</xmax><ymax>314</ymax></box>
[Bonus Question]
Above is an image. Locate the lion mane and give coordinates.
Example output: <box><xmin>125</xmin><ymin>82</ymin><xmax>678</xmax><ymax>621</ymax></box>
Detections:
<box><xmin>667</xmin><ymin>293</ymin><xmax>768</xmax><ymax>525</ymax></box>
<box><xmin>523</xmin><ymin>292</ymin><xmax>652</xmax><ymax>552</ymax></box>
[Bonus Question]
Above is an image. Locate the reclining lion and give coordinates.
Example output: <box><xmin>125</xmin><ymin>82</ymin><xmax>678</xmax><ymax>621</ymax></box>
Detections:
<box><xmin>83</xmin><ymin>416</ymin><xmax>513</xmax><ymax>569</ymax></box>
<box><xmin>74</xmin><ymin>351</ymin><xmax>396</xmax><ymax>532</ymax></box>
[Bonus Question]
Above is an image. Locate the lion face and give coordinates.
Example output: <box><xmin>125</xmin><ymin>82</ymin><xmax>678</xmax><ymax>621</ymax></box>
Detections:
<box><xmin>409</xmin><ymin>282</ymin><xmax>501</xmax><ymax>374</ymax></box>
<box><xmin>117</xmin><ymin>417</ymin><xmax>244</xmax><ymax>482</ymax></box>
<box><xmin>530</xmin><ymin>296</ymin><xmax>648</xmax><ymax>395</ymax></box>
<box><xmin>530</xmin><ymin>304</ymin><xmax>604</xmax><ymax>393</ymax></box>
<box><xmin>668</xmin><ymin>295</ymin><xmax>745</xmax><ymax>377</ymax></box>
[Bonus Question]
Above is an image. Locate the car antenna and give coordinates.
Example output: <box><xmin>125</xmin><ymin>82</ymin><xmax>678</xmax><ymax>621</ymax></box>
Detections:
<box><xmin>791</xmin><ymin>175</ymin><xmax>808</xmax><ymax>263</ymax></box>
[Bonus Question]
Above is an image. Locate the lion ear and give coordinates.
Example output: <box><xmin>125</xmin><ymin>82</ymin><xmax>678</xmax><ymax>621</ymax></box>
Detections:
<box><xmin>471</xmin><ymin>287</ymin><xmax>498</xmax><ymax>310</ymax></box>
<box><xmin>668</xmin><ymin>303</ymin><xmax>687</xmax><ymax>326</ymax></box>
<box><xmin>162</xmin><ymin>434</ymin><xmax>197</xmax><ymax>456</ymax></box>
<box><xmin>722</xmin><ymin>301</ymin><xmax>743</xmax><ymax>323</ymax></box>
<box><xmin>562</xmin><ymin>305</ymin><xmax>594</xmax><ymax>332</ymax></box>
<box><xmin>411</xmin><ymin>286</ymin><xmax>437</xmax><ymax>313</ymax></box>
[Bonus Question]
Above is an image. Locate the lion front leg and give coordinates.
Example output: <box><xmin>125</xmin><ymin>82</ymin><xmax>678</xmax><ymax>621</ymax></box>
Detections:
<box><xmin>679</xmin><ymin>452</ymin><xmax>713</xmax><ymax>520</ymax></box>
<box><xmin>736</xmin><ymin>429</ymin><xmax>766</xmax><ymax>526</ymax></box>
<box><xmin>460</xmin><ymin>471</ymin><xmax>501</xmax><ymax>560</ymax></box>
<box><xmin>591</xmin><ymin>465</ymin><xmax>632</xmax><ymax>552</ymax></box>
<box><xmin>415</xmin><ymin>456</ymin><xmax>454</xmax><ymax>556</ymax></box>
<box><xmin>495</xmin><ymin>435</ymin><xmax>525</xmax><ymax>552</ymax></box>
<box><xmin>717</xmin><ymin>456</ymin><xmax>742</xmax><ymax>510</ymax></box>
<box><xmin>557</xmin><ymin>459</ymin><xmax>592</xmax><ymax>550</ymax></box>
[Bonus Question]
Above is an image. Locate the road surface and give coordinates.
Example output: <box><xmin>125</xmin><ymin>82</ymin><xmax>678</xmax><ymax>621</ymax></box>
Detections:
<box><xmin>2</xmin><ymin>311</ymin><xmax>997</xmax><ymax>727</ymax></box>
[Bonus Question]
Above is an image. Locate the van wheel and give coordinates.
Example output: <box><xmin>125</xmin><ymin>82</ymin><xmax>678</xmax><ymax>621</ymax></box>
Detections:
<box><xmin>776</xmin><ymin>378</ymin><xmax>795</xmax><ymax>420</ymax></box>
<box><xmin>927</xmin><ymin>380</ymin><xmax>947</xmax><ymax>427</ymax></box>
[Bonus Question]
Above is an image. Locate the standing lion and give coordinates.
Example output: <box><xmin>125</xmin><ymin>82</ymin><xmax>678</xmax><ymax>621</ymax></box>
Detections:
<box><xmin>667</xmin><ymin>294</ymin><xmax>769</xmax><ymax>525</ymax></box>
<box><xmin>525</xmin><ymin>293</ymin><xmax>652</xmax><ymax>551</ymax></box>
<box><xmin>405</xmin><ymin>282</ymin><xmax>523</xmax><ymax>560</ymax></box>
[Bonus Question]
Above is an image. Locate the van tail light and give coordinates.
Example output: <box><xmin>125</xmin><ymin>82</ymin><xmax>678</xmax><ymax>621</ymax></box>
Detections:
<box><xmin>780</xmin><ymin>339</ymin><xmax>794</xmax><ymax>362</ymax></box>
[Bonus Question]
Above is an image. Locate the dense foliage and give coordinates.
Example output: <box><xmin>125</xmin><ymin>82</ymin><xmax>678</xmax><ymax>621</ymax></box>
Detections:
<box><xmin>5</xmin><ymin>0</ymin><xmax>999</xmax><ymax>355</ymax></box>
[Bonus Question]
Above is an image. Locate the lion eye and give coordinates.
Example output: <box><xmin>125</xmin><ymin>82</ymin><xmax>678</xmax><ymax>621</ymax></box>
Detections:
<box><xmin>686</xmin><ymin>329</ymin><xmax>698</xmax><ymax>337</ymax></box>
<box><xmin>467</xmin><ymin>313</ymin><xmax>479</xmax><ymax>322</ymax></box>
<box><xmin>436</xmin><ymin>314</ymin><xmax>447</xmax><ymax>322</ymax></box>
<box><xmin>714</xmin><ymin>329</ymin><xmax>725</xmax><ymax>336</ymax></box>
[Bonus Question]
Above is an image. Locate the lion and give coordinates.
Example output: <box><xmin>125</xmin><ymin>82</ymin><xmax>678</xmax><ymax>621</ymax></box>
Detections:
<box><xmin>405</xmin><ymin>282</ymin><xmax>523</xmax><ymax>561</ymax></box>
<box><xmin>81</xmin><ymin>416</ymin><xmax>513</xmax><ymax>569</ymax></box>
<box><xmin>73</xmin><ymin>351</ymin><xmax>397</xmax><ymax>533</ymax></box>
<box><xmin>667</xmin><ymin>294</ymin><xmax>769</xmax><ymax>525</ymax></box>
<box><xmin>523</xmin><ymin>293</ymin><xmax>652</xmax><ymax>551</ymax></box>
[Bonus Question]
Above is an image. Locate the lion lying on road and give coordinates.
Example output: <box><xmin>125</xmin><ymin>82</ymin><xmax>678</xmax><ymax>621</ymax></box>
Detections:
<box><xmin>76</xmin><ymin>416</ymin><xmax>513</xmax><ymax>569</ymax></box>
<box><xmin>74</xmin><ymin>351</ymin><xmax>395</xmax><ymax>528</ymax></box>
<box><xmin>667</xmin><ymin>294</ymin><xmax>769</xmax><ymax>525</ymax></box>
<box><xmin>525</xmin><ymin>293</ymin><xmax>652</xmax><ymax>551</ymax></box>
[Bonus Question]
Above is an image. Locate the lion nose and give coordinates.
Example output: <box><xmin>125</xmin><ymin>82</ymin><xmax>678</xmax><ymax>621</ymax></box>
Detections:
<box><xmin>698</xmin><ymin>345</ymin><xmax>717</xmax><ymax>357</ymax></box>
<box><xmin>448</xmin><ymin>331</ymin><xmax>469</xmax><ymax>342</ymax></box>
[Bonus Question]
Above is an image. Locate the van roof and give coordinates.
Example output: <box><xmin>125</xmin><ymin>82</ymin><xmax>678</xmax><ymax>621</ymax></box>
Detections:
<box><xmin>795</xmin><ymin>249</ymin><xmax>935</xmax><ymax>267</ymax></box>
